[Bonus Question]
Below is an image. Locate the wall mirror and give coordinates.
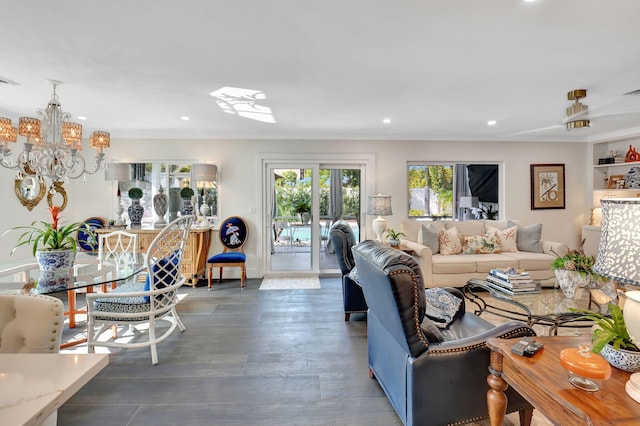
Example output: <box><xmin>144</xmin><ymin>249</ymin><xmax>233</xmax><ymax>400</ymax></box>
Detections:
<box><xmin>47</xmin><ymin>181</ymin><xmax>68</xmax><ymax>211</ymax></box>
<box><xmin>113</xmin><ymin>161</ymin><xmax>218</xmax><ymax>226</ymax></box>
<box><xmin>14</xmin><ymin>174</ymin><xmax>45</xmax><ymax>211</ymax></box>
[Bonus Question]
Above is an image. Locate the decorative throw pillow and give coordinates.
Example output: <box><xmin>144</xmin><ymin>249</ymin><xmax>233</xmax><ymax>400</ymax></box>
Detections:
<box><xmin>439</xmin><ymin>227</ymin><xmax>462</xmax><ymax>255</ymax></box>
<box><xmin>421</xmin><ymin>224</ymin><xmax>440</xmax><ymax>254</ymax></box>
<box><xmin>424</xmin><ymin>288</ymin><xmax>463</xmax><ymax>328</ymax></box>
<box><xmin>508</xmin><ymin>221</ymin><xmax>543</xmax><ymax>253</ymax></box>
<box><xmin>486</xmin><ymin>225</ymin><xmax>518</xmax><ymax>252</ymax></box>
<box><xmin>461</xmin><ymin>234</ymin><xmax>500</xmax><ymax>254</ymax></box>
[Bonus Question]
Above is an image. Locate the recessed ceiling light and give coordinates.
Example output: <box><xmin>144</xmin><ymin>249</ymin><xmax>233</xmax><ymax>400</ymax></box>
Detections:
<box><xmin>77</xmin><ymin>116</ymin><xmax>87</xmax><ymax>121</ymax></box>
<box><xmin>524</xmin><ymin>0</ymin><xmax>537</xmax><ymax>3</ymax></box>
<box><xmin>181</xmin><ymin>116</ymin><xmax>190</xmax><ymax>121</ymax></box>
<box><xmin>487</xmin><ymin>120</ymin><xmax>497</xmax><ymax>126</ymax></box>
<box><xmin>382</xmin><ymin>118</ymin><xmax>391</xmax><ymax>124</ymax></box>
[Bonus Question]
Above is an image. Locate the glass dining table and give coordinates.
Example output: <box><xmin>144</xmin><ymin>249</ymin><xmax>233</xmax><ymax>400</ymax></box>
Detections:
<box><xmin>0</xmin><ymin>252</ymin><xmax>146</xmax><ymax>346</ymax></box>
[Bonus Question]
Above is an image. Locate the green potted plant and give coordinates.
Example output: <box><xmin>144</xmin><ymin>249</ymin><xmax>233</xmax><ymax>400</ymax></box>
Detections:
<box><xmin>180</xmin><ymin>187</ymin><xmax>195</xmax><ymax>199</ymax></box>
<box><xmin>128</xmin><ymin>187</ymin><xmax>143</xmax><ymax>199</ymax></box>
<box><xmin>292</xmin><ymin>189</ymin><xmax>312</xmax><ymax>224</ymax></box>
<box><xmin>385</xmin><ymin>228</ymin><xmax>405</xmax><ymax>247</ymax></box>
<box><xmin>128</xmin><ymin>187</ymin><xmax>145</xmax><ymax>226</ymax></box>
<box><xmin>3</xmin><ymin>206</ymin><xmax>94</xmax><ymax>271</ymax></box>
<box><xmin>180</xmin><ymin>186</ymin><xmax>195</xmax><ymax>216</ymax></box>
<box><xmin>571</xmin><ymin>304</ymin><xmax>640</xmax><ymax>372</ymax></box>
<box><xmin>551</xmin><ymin>247</ymin><xmax>609</xmax><ymax>298</ymax></box>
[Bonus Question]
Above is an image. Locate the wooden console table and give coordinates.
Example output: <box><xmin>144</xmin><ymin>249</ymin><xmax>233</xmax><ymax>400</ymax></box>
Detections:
<box><xmin>96</xmin><ymin>225</ymin><xmax>213</xmax><ymax>286</ymax></box>
<box><xmin>486</xmin><ymin>335</ymin><xmax>640</xmax><ymax>425</ymax></box>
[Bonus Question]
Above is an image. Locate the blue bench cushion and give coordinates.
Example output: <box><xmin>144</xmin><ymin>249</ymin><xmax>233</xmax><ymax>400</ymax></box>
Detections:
<box><xmin>208</xmin><ymin>252</ymin><xmax>246</xmax><ymax>263</ymax></box>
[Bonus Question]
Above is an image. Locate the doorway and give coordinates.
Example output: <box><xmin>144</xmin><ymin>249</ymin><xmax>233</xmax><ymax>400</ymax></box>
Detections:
<box><xmin>264</xmin><ymin>160</ymin><xmax>366</xmax><ymax>276</ymax></box>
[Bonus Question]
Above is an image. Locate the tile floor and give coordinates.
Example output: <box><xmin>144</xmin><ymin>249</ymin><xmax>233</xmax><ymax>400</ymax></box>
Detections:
<box><xmin>57</xmin><ymin>279</ymin><xmax>576</xmax><ymax>425</ymax></box>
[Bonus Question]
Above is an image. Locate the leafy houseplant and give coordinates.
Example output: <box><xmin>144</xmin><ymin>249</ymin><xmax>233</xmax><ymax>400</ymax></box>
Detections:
<box><xmin>571</xmin><ymin>304</ymin><xmax>640</xmax><ymax>372</ymax></box>
<box><xmin>385</xmin><ymin>228</ymin><xmax>405</xmax><ymax>247</ymax></box>
<box><xmin>571</xmin><ymin>304</ymin><xmax>637</xmax><ymax>353</ymax></box>
<box><xmin>551</xmin><ymin>247</ymin><xmax>609</xmax><ymax>298</ymax></box>
<box><xmin>6</xmin><ymin>206</ymin><xmax>93</xmax><ymax>256</ymax></box>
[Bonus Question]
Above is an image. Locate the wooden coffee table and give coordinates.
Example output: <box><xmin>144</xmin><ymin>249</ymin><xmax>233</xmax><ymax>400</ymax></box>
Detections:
<box><xmin>486</xmin><ymin>335</ymin><xmax>640</xmax><ymax>425</ymax></box>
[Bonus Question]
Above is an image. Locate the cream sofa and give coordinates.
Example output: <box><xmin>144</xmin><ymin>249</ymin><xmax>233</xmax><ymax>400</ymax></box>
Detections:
<box><xmin>400</xmin><ymin>219</ymin><xmax>569</xmax><ymax>288</ymax></box>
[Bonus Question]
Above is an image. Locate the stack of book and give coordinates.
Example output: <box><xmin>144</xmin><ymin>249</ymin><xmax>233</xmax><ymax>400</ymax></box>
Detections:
<box><xmin>486</xmin><ymin>268</ymin><xmax>539</xmax><ymax>295</ymax></box>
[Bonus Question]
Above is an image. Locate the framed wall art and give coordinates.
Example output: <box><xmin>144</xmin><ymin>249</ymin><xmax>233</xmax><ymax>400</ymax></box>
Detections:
<box><xmin>530</xmin><ymin>164</ymin><xmax>565</xmax><ymax>210</ymax></box>
<box><xmin>608</xmin><ymin>175</ymin><xmax>626</xmax><ymax>189</ymax></box>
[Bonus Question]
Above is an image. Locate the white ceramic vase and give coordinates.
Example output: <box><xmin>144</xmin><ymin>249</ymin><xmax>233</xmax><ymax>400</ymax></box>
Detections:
<box><xmin>624</xmin><ymin>291</ymin><xmax>640</xmax><ymax>349</ymax></box>
<box><xmin>554</xmin><ymin>269</ymin><xmax>592</xmax><ymax>298</ymax></box>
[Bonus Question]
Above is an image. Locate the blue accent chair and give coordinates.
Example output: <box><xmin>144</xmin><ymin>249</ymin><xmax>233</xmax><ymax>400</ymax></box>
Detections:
<box><xmin>207</xmin><ymin>216</ymin><xmax>248</xmax><ymax>289</ymax></box>
<box><xmin>329</xmin><ymin>221</ymin><xmax>367</xmax><ymax>321</ymax></box>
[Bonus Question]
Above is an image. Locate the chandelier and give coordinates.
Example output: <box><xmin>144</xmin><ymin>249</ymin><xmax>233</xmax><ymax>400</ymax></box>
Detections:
<box><xmin>0</xmin><ymin>80</ymin><xmax>110</xmax><ymax>182</ymax></box>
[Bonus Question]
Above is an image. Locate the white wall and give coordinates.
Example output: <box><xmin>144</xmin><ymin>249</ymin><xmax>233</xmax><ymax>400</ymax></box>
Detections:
<box><xmin>0</xmin><ymin>139</ymin><xmax>589</xmax><ymax>277</ymax></box>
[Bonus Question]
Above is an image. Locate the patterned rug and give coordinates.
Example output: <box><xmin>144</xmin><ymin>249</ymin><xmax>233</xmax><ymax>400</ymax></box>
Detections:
<box><xmin>259</xmin><ymin>275</ymin><xmax>321</xmax><ymax>290</ymax></box>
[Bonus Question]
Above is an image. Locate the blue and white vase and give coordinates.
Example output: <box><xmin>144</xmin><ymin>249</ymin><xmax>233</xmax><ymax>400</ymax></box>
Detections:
<box><xmin>626</xmin><ymin>167</ymin><xmax>640</xmax><ymax>189</ymax></box>
<box><xmin>128</xmin><ymin>199</ymin><xmax>144</xmax><ymax>226</ymax></box>
<box><xmin>181</xmin><ymin>198</ymin><xmax>194</xmax><ymax>216</ymax></box>
<box><xmin>36</xmin><ymin>249</ymin><xmax>75</xmax><ymax>272</ymax></box>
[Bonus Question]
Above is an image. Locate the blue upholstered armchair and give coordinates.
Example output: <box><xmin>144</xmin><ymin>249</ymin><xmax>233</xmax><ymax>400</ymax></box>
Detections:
<box><xmin>329</xmin><ymin>221</ymin><xmax>367</xmax><ymax>321</ymax></box>
<box><xmin>352</xmin><ymin>240</ymin><xmax>535</xmax><ymax>426</ymax></box>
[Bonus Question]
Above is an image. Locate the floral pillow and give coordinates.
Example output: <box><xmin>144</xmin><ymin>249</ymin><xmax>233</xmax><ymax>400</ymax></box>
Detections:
<box><xmin>462</xmin><ymin>234</ymin><xmax>500</xmax><ymax>254</ymax></box>
<box><xmin>485</xmin><ymin>225</ymin><xmax>518</xmax><ymax>252</ymax></box>
<box><xmin>439</xmin><ymin>227</ymin><xmax>462</xmax><ymax>255</ymax></box>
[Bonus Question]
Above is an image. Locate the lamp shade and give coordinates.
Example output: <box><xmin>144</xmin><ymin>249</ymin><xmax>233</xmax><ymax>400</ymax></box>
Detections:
<box><xmin>459</xmin><ymin>196</ymin><xmax>479</xmax><ymax>208</ymax></box>
<box><xmin>367</xmin><ymin>195</ymin><xmax>392</xmax><ymax>216</ymax></box>
<box><xmin>593</xmin><ymin>198</ymin><xmax>640</xmax><ymax>285</ymax></box>
<box><xmin>191</xmin><ymin>163</ymin><xmax>217</xmax><ymax>181</ymax></box>
<box><xmin>104</xmin><ymin>163</ymin><xmax>131</xmax><ymax>181</ymax></box>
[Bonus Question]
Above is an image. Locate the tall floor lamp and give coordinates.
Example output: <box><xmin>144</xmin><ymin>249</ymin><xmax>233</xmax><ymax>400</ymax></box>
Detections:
<box><xmin>593</xmin><ymin>198</ymin><xmax>640</xmax><ymax>401</ymax></box>
<box><xmin>367</xmin><ymin>194</ymin><xmax>392</xmax><ymax>242</ymax></box>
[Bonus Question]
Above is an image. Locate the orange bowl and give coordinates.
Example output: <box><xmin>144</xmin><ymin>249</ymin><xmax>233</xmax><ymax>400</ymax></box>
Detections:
<box><xmin>560</xmin><ymin>347</ymin><xmax>612</xmax><ymax>380</ymax></box>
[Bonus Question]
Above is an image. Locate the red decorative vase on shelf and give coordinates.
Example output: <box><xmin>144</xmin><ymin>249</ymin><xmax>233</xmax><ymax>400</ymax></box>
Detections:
<box><xmin>625</xmin><ymin>145</ymin><xmax>640</xmax><ymax>162</ymax></box>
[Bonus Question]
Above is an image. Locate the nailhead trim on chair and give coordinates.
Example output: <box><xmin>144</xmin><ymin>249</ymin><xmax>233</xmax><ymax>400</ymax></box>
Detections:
<box><xmin>429</xmin><ymin>326</ymin><xmax>535</xmax><ymax>354</ymax></box>
<box><xmin>389</xmin><ymin>269</ymin><xmax>430</xmax><ymax>349</ymax></box>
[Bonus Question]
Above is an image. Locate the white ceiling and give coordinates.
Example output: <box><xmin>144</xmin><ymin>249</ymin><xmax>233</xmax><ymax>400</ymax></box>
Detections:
<box><xmin>1</xmin><ymin>0</ymin><xmax>640</xmax><ymax>143</ymax></box>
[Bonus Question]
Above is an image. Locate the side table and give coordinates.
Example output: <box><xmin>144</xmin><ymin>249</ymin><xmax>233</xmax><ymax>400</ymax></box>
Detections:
<box><xmin>486</xmin><ymin>335</ymin><xmax>640</xmax><ymax>425</ymax></box>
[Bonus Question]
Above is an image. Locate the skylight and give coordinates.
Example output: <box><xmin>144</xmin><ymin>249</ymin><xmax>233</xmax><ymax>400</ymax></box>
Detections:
<box><xmin>209</xmin><ymin>87</ymin><xmax>276</xmax><ymax>124</ymax></box>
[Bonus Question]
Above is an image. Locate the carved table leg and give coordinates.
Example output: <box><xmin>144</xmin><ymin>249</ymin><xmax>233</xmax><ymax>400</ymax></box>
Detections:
<box><xmin>487</xmin><ymin>350</ymin><xmax>508</xmax><ymax>426</ymax></box>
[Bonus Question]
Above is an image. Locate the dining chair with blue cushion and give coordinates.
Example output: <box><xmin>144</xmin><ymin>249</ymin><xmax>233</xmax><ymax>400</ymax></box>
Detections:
<box><xmin>207</xmin><ymin>216</ymin><xmax>248</xmax><ymax>290</ymax></box>
<box><xmin>86</xmin><ymin>215</ymin><xmax>194</xmax><ymax>365</ymax></box>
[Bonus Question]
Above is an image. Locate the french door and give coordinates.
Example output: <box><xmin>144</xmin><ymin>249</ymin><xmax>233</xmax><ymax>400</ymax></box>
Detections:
<box><xmin>264</xmin><ymin>160</ymin><xmax>365</xmax><ymax>275</ymax></box>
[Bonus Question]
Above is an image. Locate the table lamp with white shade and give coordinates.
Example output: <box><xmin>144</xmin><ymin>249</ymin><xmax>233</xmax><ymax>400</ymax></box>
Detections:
<box><xmin>104</xmin><ymin>163</ymin><xmax>131</xmax><ymax>226</ymax></box>
<box><xmin>593</xmin><ymin>198</ymin><xmax>640</xmax><ymax>401</ymax></box>
<box><xmin>367</xmin><ymin>194</ymin><xmax>392</xmax><ymax>242</ymax></box>
<box><xmin>459</xmin><ymin>196</ymin><xmax>479</xmax><ymax>220</ymax></box>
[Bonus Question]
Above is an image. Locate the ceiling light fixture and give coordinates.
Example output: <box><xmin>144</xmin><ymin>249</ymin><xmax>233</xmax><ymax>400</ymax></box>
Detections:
<box><xmin>382</xmin><ymin>118</ymin><xmax>391</xmax><ymax>124</ymax></box>
<box><xmin>487</xmin><ymin>120</ymin><xmax>497</xmax><ymax>126</ymax></box>
<box><xmin>565</xmin><ymin>89</ymin><xmax>590</xmax><ymax>131</ymax></box>
<box><xmin>0</xmin><ymin>80</ymin><xmax>110</xmax><ymax>183</ymax></box>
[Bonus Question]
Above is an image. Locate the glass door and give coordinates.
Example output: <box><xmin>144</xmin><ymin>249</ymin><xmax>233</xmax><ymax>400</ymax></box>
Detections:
<box><xmin>318</xmin><ymin>167</ymin><xmax>362</xmax><ymax>271</ymax></box>
<box><xmin>269</xmin><ymin>165</ymin><xmax>315</xmax><ymax>272</ymax></box>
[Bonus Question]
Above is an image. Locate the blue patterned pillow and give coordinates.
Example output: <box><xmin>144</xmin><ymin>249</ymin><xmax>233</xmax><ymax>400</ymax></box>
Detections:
<box><xmin>424</xmin><ymin>288</ymin><xmax>462</xmax><ymax>328</ymax></box>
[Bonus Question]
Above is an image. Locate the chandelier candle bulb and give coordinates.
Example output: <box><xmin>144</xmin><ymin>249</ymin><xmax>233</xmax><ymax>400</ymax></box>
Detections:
<box><xmin>0</xmin><ymin>81</ymin><xmax>110</xmax><ymax>182</ymax></box>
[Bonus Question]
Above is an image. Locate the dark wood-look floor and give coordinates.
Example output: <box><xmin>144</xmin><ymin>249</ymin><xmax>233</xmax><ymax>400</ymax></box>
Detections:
<box><xmin>58</xmin><ymin>279</ymin><xmax>548</xmax><ymax>425</ymax></box>
<box><xmin>59</xmin><ymin>278</ymin><xmax>402</xmax><ymax>426</ymax></box>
